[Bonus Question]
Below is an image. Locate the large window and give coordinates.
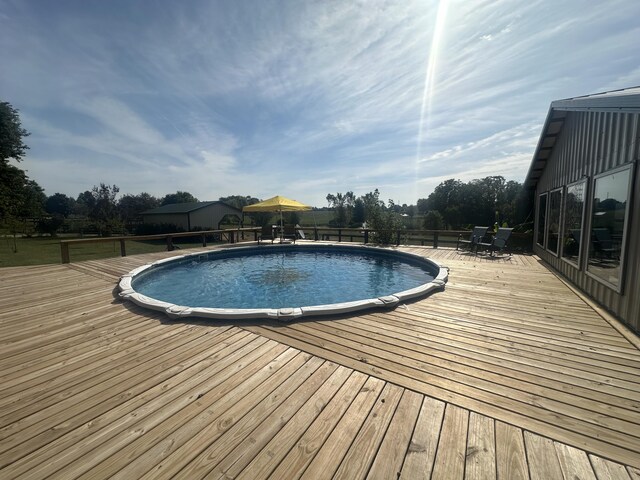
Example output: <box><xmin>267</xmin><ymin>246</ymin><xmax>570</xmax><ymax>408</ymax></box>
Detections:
<box><xmin>561</xmin><ymin>181</ymin><xmax>586</xmax><ymax>266</ymax></box>
<box><xmin>546</xmin><ymin>189</ymin><xmax>562</xmax><ymax>256</ymax></box>
<box><xmin>586</xmin><ymin>165</ymin><xmax>633</xmax><ymax>291</ymax></box>
<box><xmin>536</xmin><ymin>193</ymin><xmax>547</xmax><ymax>247</ymax></box>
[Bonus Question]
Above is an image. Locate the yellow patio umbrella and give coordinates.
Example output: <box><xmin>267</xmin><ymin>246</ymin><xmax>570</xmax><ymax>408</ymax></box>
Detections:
<box><xmin>243</xmin><ymin>195</ymin><xmax>312</xmax><ymax>242</ymax></box>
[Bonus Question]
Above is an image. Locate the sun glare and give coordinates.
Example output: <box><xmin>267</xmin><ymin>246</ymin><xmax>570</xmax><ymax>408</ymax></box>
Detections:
<box><xmin>415</xmin><ymin>0</ymin><xmax>449</xmax><ymax>197</ymax></box>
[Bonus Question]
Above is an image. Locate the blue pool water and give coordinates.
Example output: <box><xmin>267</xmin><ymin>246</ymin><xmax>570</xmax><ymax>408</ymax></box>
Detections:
<box><xmin>131</xmin><ymin>247</ymin><xmax>436</xmax><ymax>309</ymax></box>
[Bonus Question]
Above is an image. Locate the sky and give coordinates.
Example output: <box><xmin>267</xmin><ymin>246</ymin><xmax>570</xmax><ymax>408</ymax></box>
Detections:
<box><xmin>1</xmin><ymin>0</ymin><xmax>639</xmax><ymax>207</ymax></box>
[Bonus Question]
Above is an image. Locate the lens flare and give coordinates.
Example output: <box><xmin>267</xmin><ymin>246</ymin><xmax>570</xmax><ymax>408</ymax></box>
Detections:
<box><xmin>415</xmin><ymin>0</ymin><xmax>449</xmax><ymax>197</ymax></box>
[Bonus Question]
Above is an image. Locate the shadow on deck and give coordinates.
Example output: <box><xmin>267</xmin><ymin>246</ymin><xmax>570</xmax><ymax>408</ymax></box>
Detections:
<box><xmin>0</xmin><ymin>244</ymin><xmax>638</xmax><ymax>479</ymax></box>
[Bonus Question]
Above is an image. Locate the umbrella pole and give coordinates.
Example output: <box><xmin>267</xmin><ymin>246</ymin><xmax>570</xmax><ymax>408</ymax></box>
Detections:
<box><xmin>280</xmin><ymin>209</ymin><xmax>284</xmax><ymax>243</ymax></box>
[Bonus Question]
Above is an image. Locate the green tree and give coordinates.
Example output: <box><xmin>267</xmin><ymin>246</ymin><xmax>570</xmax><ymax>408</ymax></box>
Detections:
<box><xmin>118</xmin><ymin>192</ymin><xmax>159</xmax><ymax>225</ymax></box>
<box><xmin>74</xmin><ymin>191</ymin><xmax>96</xmax><ymax>217</ymax></box>
<box><xmin>0</xmin><ymin>101</ymin><xmax>30</xmax><ymax>166</ymax></box>
<box><xmin>161</xmin><ymin>191</ymin><xmax>198</xmax><ymax>205</ymax></box>
<box><xmin>45</xmin><ymin>193</ymin><xmax>75</xmax><ymax>217</ymax></box>
<box><xmin>423</xmin><ymin>210</ymin><xmax>444</xmax><ymax>230</ymax></box>
<box><xmin>1</xmin><ymin>166</ymin><xmax>45</xmax><ymax>250</ymax></box>
<box><xmin>0</xmin><ymin>102</ymin><xmax>46</xmax><ymax>250</ymax></box>
<box><xmin>19</xmin><ymin>179</ymin><xmax>46</xmax><ymax>218</ymax></box>
<box><xmin>352</xmin><ymin>198</ymin><xmax>365</xmax><ymax>225</ymax></box>
<box><xmin>90</xmin><ymin>184</ymin><xmax>121</xmax><ymax>236</ymax></box>
<box><xmin>326</xmin><ymin>191</ymin><xmax>355</xmax><ymax>227</ymax></box>
<box><xmin>421</xmin><ymin>176</ymin><xmax>524</xmax><ymax>228</ymax></box>
<box><xmin>361</xmin><ymin>189</ymin><xmax>402</xmax><ymax>244</ymax></box>
<box><xmin>218</xmin><ymin>195</ymin><xmax>259</xmax><ymax>210</ymax></box>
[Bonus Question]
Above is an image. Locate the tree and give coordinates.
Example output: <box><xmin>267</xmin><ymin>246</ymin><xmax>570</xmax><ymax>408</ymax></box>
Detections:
<box><xmin>0</xmin><ymin>101</ymin><xmax>30</xmax><ymax>166</ymax></box>
<box><xmin>89</xmin><ymin>184</ymin><xmax>121</xmax><ymax>236</ymax></box>
<box><xmin>423</xmin><ymin>210</ymin><xmax>444</xmax><ymax>230</ymax></box>
<box><xmin>352</xmin><ymin>198</ymin><xmax>365</xmax><ymax>225</ymax></box>
<box><xmin>361</xmin><ymin>189</ymin><xmax>402</xmax><ymax>244</ymax></box>
<box><xmin>19</xmin><ymin>180</ymin><xmax>46</xmax><ymax>218</ymax></box>
<box><xmin>421</xmin><ymin>176</ymin><xmax>524</xmax><ymax>229</ymax></box>
<box><xmin>0</xmin><ymin>102</ymin><xmax>46</xmax><ymax>249</ymax></box>
<box><xmin>118</xmin><ymin>192</ymin><xmax>159</xmax><ymax>225</ymax></box>
<box><xmin>45</xmin><ymin>193</ymin><xmax>75</xmax><ymax>217</ymax></box>
<box><xmin>161</xmin><ymin>191</ymin><xmax>198</xmax><ymax>205</ymax></box>
<box><xmin>0</xmin><ymin>165</ymin><xmax>45</xmax><ymax>250</ymax></box>
<box><xmin>74</xmin><ymin>190</ymin><xmax>96</xmax><ymax>216</ymax></box>
<box><xmin>326</xmin><ymin>191</ymin><xmax>356</xmax><ymax>227</ymax></box>
<box><xmin>219</xmin><ymin>195</ymin><xmax>259</xmax><ymax>210</ymax></box>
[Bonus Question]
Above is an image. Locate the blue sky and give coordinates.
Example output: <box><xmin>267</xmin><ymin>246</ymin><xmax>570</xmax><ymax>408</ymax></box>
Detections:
<box><xmin>2</xmin><ymin>0</ymin><xmax>639</xmax><ymax>207</ymax></box>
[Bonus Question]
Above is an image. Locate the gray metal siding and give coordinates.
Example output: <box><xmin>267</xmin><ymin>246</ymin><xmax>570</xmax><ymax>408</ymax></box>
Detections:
<box><xmin>533</xmin><ymin>110</ymin><xmax>640</xmax><ymax>332</ymax></box>
<box><xmin>141</xmin><ymin>213</ymin><xmax>189</xmax><ymax>230</ymax></box>
<box><xmin>190</xmin><ymin>204</ymin><xmax>240</xmax><ymax>229</ymax></box>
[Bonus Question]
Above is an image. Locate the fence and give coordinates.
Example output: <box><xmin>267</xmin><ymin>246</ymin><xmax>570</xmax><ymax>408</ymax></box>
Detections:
<box><xmin>59</xmin><ymin>226</ymin><xmax>533</xmax><ymax>263</ymax></box>
<box><xmin>59</xmin><ymin>227</ymin><xmax>261</xmax><ymax>264</ymax></box>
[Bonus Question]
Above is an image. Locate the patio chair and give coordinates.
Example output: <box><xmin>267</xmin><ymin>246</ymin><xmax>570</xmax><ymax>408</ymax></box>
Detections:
<box><xmin>283</xmin><ymin>225</ymin><xmax>298</xmax><ymax>243</ymax></box>
<box><xmin>258</xmin><ymin>225</ymin><xmax>275</xmax><ymax>244</ymax></box>
<box><xmin>296</xmin><ymin>224</ymin><xmax>306</xmax><ymax>240</ymax></box>
<box><xmin>477</xmin><ymin>227</ymin><xmax>513</xmax><ymax>256</ymax></box>
<box><xmin>456</xmin><ymin>226</ymin><xmax>489</xmax><ymax>253</ymax></box>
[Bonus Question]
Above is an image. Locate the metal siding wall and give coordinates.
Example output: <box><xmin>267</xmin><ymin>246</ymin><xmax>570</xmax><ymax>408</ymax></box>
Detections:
<box><xmin>533</xmin><ymin>110</ymin><xmax>640</xmax><ymax>332</ymax></box>
<box><xmin>143</xmin><ymin>214</ymin><xmax>189</xmax><ymax>230</ymax></box>
<box><xmin>190</xmin><ymin>205</ymin><xmax>242</xmax><ymax>230</ymax></box>
<box><xmin>190</xmin><ymin>208</ymin><xmax>213</xmax><ymax>229</ymax></box>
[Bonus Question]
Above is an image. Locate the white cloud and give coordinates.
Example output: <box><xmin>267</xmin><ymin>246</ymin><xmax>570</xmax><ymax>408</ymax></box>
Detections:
<box><xmin>2</xmin><ymin>0</ymin><xmax>640</xmax><ymax>207</ymax></box>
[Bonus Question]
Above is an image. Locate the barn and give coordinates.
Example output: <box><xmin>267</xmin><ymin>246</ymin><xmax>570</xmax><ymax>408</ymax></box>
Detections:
<box><xmin>524</xmin><ymin>87</ymin><xmax>639</xmax><ymax>333</ymax></box>
<box><xmin>140</xmin><ymin>201</ymin><xmax>242</xmax><ymax>231</ymax></box>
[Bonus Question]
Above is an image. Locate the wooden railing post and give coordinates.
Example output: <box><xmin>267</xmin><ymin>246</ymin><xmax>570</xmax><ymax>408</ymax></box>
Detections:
<box><xmin>202</xmin><ymin>234</ymin><xmax>207</xmax><ymax>247</ymax></box>
<box><xmin>119</xmin><ymin>239</ymin><xmax>126</xmax><ymax>257</ymax></box>
<box><xmin>396</xmin><ymin>230</ymin><xmax>401</xmax><ymax>246</ymax></box>
<box><xmin>167</xmin><ymin>236</ymin><xmax>174</xmax><ymax>251</ymax></box>
<box><xmin>364</xmin><ymin>229</ymin><xmax>369</xmax><ymax>244</ymax></box>
<box><xmin>433</xmin><ymin>231</ymin><xmax>439</xmax><ymax>248</ymax></box>
<box><xmin>338</xmin><ymin>229</ymin><xmax>342</xmax><ymax>242</ymax></box>
<box><xmin>61</xmin><ymin>243</ymin><xmax>70</xmax><ymax>264</ymax></box>
<box><xmin>229</xmin><ymin>231</ymin><xmax>235</xmax><ymax>244</ymax></box>
<box><xmin>314</xmin><ymin>227</ymin><xmax>318</xmax><ymax>241</ymax></box>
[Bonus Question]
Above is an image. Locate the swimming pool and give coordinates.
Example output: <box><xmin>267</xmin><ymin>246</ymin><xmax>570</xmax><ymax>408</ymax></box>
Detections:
<box><xmin>118</xmin><ymin>244</ymin><xmax>448</xmax><ymax>321</ymax></box>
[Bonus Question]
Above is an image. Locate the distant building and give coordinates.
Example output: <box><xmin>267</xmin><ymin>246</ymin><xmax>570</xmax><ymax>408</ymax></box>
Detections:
<box><xmin>141</xmin><ymin>201</ymin><xmax>242</xmax><ymax>231</ymax></box>
<box><xmin>524</xmin><ymin>87</ymin><xmax>639</xmax><ymax>333</ymax></box>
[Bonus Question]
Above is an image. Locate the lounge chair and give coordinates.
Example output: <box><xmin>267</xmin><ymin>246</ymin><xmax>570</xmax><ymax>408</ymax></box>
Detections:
<box><xmin>477</xmin><ymin>228</ymin><xmax>513</xmax><ymax>256</ymax></box>
<box><xmin>283</xmin><ymin>225</ymin><xmax>298</xmax><ymax>243</ymax></box>
<box><xmin>258</xmin><ymin>225</ymin><xmax>275</xmax><ymax>244</ymax></box>
<box><xmin>296</xmin><ymin>224</ymin><xmax>306</xmax><ymax>240</ymax></box>
<box><xmin>456</xmin><ymin>226</ymin><xmax>489</xmax><ymax>253</ymax></box>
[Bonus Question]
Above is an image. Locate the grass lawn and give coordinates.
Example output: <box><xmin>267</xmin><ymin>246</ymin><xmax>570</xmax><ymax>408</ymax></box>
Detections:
<box><xmin>0</xmin><ymin>236</ymin><xmax>226</xmax><ymax>268</ymax></box>
<box><xmin>297</xmin><ymin>210</ymin><xmax>334</xmax><ymax>226</ymax></box>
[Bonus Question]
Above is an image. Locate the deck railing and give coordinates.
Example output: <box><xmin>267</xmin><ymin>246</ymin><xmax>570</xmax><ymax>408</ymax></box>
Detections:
<box><xmin>306</xmin><ymin>227</ymin><xmax>532</xmax><ymax>250</ymax></box>
<box><xmin>59</xmin><ymin>227</ymin><xmax>261</xmax><ymax>264</ymax></box>
<box><xmin>60</xmin><ymin>226</ymin><xmax>533</xmax><ymax>263</ymax></box>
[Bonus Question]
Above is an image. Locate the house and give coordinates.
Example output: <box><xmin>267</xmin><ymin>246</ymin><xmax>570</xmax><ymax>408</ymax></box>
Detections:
<box><xmin>524</xmin><ymin>87</ymin><xmax>639</xmax><ymax>333</ymax></box>
<box><xmin>140</xmin><ymin>201</ymin><xmax>242</xmax><ymax>231</ymax></box>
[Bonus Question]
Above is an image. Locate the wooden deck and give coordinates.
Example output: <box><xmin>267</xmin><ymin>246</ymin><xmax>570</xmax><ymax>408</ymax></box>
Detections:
<box><xmin>0</xmin><ymin>243</ymin><xmax>639</xmax><ymax>479</ymax></box>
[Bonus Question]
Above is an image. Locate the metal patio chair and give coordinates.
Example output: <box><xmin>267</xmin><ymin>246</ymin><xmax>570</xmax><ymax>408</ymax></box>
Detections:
<box><xmin>456</xmin><ymin>226</ymin><xmax>489</xmax><ymax>253</ymax></box>
<box><xmin>477</xmin><ymin>227</ymin><xmax>513</xmax><ymax>256</ymax></box>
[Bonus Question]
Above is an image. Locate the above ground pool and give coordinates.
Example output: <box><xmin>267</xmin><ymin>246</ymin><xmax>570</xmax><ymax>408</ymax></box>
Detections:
<box><xmin>118</xmin><ymin>244</ymin><xmax>448</xmax><ymax>321</ymax></box>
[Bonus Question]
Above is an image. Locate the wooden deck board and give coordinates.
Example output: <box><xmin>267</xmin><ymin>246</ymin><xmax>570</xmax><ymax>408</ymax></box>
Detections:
<box><xmin>0</xmin><ymin>244</ymin><xmax>638</xmax><ymax>479</ymax></box>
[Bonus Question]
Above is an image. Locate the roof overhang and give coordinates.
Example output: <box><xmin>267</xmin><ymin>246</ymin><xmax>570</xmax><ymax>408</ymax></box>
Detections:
<box><xmin>523</xmin><ymin>87</ymin><xmax>640</xmax><ymax>191</ymax></box>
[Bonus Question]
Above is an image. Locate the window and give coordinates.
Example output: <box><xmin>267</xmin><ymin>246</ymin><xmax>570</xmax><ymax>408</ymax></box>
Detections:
<box><xmin>546</xmin><ymin>189</ymin><xmax>562</xmax><ymax>256</ymax></box>
<box><xmin>561</xmin><ymin>181</ymin><xmax>586</xmax><ymax>266</ymax></box>
<box><xmin>536</xmin><ymin>192</ymin><xmax>547</xmax><ymax>247</ymax></box>
<box><xmin>586</xmin><ymin>165</ymin><xmax>633</xmax><ymax>291</ymax></box>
